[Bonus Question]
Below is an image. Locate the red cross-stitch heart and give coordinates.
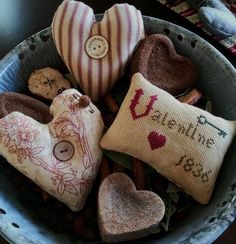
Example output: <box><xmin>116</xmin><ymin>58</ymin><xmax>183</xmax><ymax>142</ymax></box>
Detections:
<box><xmin>148</xmin><ymin>131</ymin><xmax>167</xmax><ymax>150</ymax></box>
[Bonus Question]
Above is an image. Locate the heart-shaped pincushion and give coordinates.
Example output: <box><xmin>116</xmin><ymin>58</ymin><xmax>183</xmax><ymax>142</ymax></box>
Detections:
<box><xmin>98</xmin><ymin>173</ymin><xmax>165</xmax><ymax>243</ymax></box>
<box><xmin>0</xmin><ymin>89</ymin><xmax>104</xmax><ymax>211</ymax></box>
<box><xmin>52</xmin><ymin>0</ymin><xmax>144</xmax><ymax>101</ymax></box>
<box><xmin>131</xmin><ymin>34</ymin><xmax>198</xmax><ymax>96</ymax></box>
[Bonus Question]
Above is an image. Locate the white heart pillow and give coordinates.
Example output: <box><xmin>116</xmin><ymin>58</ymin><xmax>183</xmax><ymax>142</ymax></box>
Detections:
<box><xmin>0</xmin><ymin>89</ymin><xmax>104</xmax><ymax>211</ymax></box>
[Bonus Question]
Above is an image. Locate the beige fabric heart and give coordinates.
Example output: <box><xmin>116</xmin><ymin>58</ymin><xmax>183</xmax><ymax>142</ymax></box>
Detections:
<box><xmin>100</xmin><ymin>73</ymin><xmax>236</xmax><ymax>204</ymax></box>
<box><xmin>0</xmin><ymin>89</ymin><xmax>104</xmax><ymax>211</ymax></box>
<box><xmin>52</xmin><ymin>0</ymin><xmax>145</xmax><ymax>101</ymax></box>
<box><xmin>98</xmin><ymin>173</ymin><xmax>165</xmax><ymax>243</ymax></box>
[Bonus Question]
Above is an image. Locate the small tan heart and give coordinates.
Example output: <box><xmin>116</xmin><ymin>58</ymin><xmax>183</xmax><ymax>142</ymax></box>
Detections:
<box><xmin>98</xmin><ymin>173</ymin><xmax>165</xmax><ymax>243</ymax></box>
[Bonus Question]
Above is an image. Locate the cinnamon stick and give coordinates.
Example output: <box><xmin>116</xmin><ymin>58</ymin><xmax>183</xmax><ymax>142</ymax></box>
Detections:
<box><xmin>178</xmin><ymin>88</ymin><xmax>202</xmax><ymax>105</ymax></box>
<box><xmin>104</xmin><ymin>94</ymin><xmax>119</xmax><ymax>114</ymax></box>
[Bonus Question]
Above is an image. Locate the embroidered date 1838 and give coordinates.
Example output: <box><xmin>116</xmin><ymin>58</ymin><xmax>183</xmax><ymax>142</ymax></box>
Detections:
<box><xmin>175</xmin><ymin>155</ymin><xmax>212</xmax><ymax>183</ymax></box>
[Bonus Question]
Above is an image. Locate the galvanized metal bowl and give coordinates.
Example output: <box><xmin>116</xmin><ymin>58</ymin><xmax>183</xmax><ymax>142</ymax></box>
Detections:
<box><xmin>0</xmin><ymin>16</ymin><xmax>236</xmax><ymax>243</ymax></box>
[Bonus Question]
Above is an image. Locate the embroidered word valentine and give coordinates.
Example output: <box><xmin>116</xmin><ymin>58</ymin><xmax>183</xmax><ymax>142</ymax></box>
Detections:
<box><xmin>128</xmin><ymin>88</ymin><xmax>227</xmax><ymax>149</ymax></box>
<box><xmin>151</xmin><ymin>110</ymin><xmax>215</xmax><ymax>149</ymax></box>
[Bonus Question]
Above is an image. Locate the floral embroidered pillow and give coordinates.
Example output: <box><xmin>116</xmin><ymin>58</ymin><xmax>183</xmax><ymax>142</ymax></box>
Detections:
<box><xmin>0</xmin><ymin>89</ymin><xmax>104</xmax><ymax>211</ymax></box>
<box><xmin>100</xmin><ymin>73</ymin><xmax>236</xmax><ymax>204</ymax></box>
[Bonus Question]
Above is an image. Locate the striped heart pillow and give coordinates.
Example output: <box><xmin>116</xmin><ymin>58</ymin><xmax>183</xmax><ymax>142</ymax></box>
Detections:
<box><xmin>52</xmin><ymin>0</ymin><xmax>145</xmax><ymax>101</ymax></box>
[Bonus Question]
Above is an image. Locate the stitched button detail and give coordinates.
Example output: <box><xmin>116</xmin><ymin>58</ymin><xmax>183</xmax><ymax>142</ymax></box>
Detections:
<box><xmin>85</xmin><ymin>35</ymin><xmax>109</xmax><ymax>59</ymax></box>
<box><xmin>53</xmin><ymin>141</ymin><xmax>74</xmax><ymax>161</ymax></box>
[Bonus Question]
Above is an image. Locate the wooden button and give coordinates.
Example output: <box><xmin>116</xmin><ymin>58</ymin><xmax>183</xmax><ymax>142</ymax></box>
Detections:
<box><xmin>85</xmin><ymin>35</ymin><xmax>109</xmax><ymax>59</ymax></box>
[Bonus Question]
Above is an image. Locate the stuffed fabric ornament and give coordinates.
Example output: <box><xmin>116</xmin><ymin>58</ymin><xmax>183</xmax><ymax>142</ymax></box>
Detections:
<box><xmin>52</xmin><ymin>0</ymin><xmax>144</xmax><ymax>101</ymax></box>
<box><xmin>188</xmin><ymin>0</ymin><xmax>236</xmax><ymax>37</ymax></box>
<box><xmin>100</xmin><ymin>73</ymin><xmax>236</xmax><ymax>204</ymax></box>
<box><xmin>0</xmin><ymin>89</ymin><xmax>104</xmax><ymax>211</ymax></box>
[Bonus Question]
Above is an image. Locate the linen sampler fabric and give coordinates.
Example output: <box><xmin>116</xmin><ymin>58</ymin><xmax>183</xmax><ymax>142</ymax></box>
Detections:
<box><xmin>0</xmin><ymin>89</ymin><xmax>104</xmax><ymax>211</ymax></box>
<box><xmin>100</xmin><ymin>73</ymin><xmax>236</xmax><ymax>204</ymax></box>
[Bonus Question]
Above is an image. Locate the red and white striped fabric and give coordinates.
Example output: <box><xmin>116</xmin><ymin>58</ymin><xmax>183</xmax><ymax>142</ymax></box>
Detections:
<box><xmin>52</xmin><ymin>0</ymin><xmax>144</xmax><ymax>101</ymax></box>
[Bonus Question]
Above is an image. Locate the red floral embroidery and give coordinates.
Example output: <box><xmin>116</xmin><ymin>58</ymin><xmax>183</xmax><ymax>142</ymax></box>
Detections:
<box><xmin>50</xmin><ymin>93</ymin><xmax>98</xmax><ymax>197</ymax></box>
<box><xmin>0</xmin><ymin>115</ymin><xmax>42</xmax><ymax>164</ymax></box>
<box><xmin>0</xmin><ymin>92</ymin><xmax>100</xmax><ymax>199</ymax></box>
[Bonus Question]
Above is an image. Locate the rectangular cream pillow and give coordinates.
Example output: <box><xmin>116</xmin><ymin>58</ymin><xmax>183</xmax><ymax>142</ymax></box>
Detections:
<box><xmin>100</xmin><ymin>73</ymin><xmax>236</xmax><ymax>204</ymax></box>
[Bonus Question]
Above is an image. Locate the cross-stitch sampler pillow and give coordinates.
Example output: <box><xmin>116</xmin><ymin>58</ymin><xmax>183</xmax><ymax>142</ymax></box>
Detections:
<box><xmin>100</xmin><ymin>73</ymin><xmax>236</xmax><ymax>204</ymax></box>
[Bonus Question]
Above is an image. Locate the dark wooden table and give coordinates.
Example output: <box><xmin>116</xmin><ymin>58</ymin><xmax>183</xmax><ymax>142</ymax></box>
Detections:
<box><xmin>0</xmin><ymin>0</ymin><xmax>235</xmax><ymax>243</ymax></box>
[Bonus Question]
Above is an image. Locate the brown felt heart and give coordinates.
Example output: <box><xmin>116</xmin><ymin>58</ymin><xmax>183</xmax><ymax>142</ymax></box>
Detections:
<box><xmin>130</xmin><ymin>34</ymin><xmax>198</xmax><ymax>96</ymax></box>
<box><xmin>0</xmin><ymin>92</ymin><xmax>52</xmax><ymax>124</ymax></box>
<box><xmin>52</xmin><ymin>0</ymin><xmax>144</xmax><ymax>101</ymax></box>
<box><xmin>98</xmin><ymin>173</ymin><xmax>165</xmax><ymax>243</ymax></box>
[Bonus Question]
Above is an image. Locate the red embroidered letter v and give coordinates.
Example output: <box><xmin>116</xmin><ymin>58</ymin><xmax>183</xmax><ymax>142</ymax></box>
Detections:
<box><xmin>129</xmin><ymin>88</ymin><xmax>158</xmax><ymax>120</ymax></box>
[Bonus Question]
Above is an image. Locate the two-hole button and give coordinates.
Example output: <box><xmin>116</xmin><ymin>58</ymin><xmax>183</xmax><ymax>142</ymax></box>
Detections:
<box><xmin>85</xmin><ymin>35</ymin><xmax>109</xmax><ymax>59</ymax></box>
<box><xmin>53</xmin><ymin>141</ymin><xmax>74</xmax><ymax>161</ymax></box>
